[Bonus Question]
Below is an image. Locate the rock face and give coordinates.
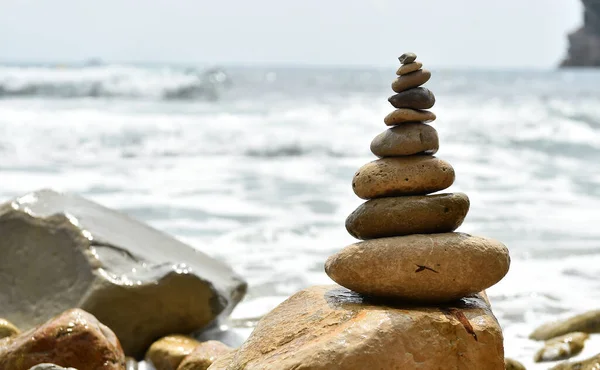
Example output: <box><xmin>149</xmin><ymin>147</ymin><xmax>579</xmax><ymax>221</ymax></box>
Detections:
<box><xmin>530</xmin><ymin>310</ymin><xmax>600</xmax><ymax>340</ymax></box>
<box><xmin>560</xmin><ymin>0</ymin><xmax>600</xmax><ymax>67</ymax></box>
<box><xmin>178</xmin><ymin>340</ymin><xmax>233</xmax><ymax>370</ymax></box>
<box><xmin>145</xmin><ymin>335</ymin><xmax>201</xmax><ymax>370</ymax></box>
<box><xmin>0</xmin><ymin>189</ymin><xmax>247</xmax><ymax>358</ymax></box>
<box><xmin>0</xmin><ymin>308</ymin><xmax>125</xmax><ymax>370</ymax></box>
<box><xmin>325</xmin><ymin>233</ymin><xmax>510</xmax><ymax>302</ymax></box>
<box><xmin>210</xmin><ymin>285</ymin><xmax>504</xmax><ymax>370</ymax></box>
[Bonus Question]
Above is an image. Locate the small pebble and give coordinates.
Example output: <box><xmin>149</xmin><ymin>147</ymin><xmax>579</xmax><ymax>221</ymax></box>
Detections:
<box><xmin>398</xmin><ymin>52</ymin><xmax>417</xmax><ymax>64</ymax></box>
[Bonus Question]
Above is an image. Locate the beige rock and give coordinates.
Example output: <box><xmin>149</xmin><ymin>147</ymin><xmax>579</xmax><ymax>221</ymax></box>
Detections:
<box><xmin>146</xmin><ymin>335</ymin><xmax>201</xmax><ymax>370</ymax></box>
<box><xmin>0</xmin><ymin>189</ymin><xmax>247</xmax><ymax>358</ymax></box>
<box><xmin>352</xmin><ymin>156</ymin><xmax>454</xmax><ymax>199</ymax></box>
<box><xmin>396</xmin><ymin>61</ymin><xmax>423</xmax><ymax>75</ymax></box>
<box><xmin>534</xmin><ymin>332</ymin><xmax>589</xmax><ymax>362</ymax></box>
<box><xmin>398</xmin><ymin>52</ymin><xmax>417</xmax><ymax>64</ymax></box>
<box><xmin>210</xmin><ymin>285</ymin><xmax>504</xmax><ymax>370</ymax></box>
<box><xmin>550</xmin><ymin>353</ymin><xmax>600</xmax><ymax>370</ymax></box>
<box><xmin>505</xmin><ymin>358</ymin><xmax>526</xmax><ymax>370</ymax></box>
<box><xmin>384</xmin><ymin>108</ymin><xmax>436</xmax><ymax>125</ymax></box>
<box><xmin>325</xmin><ymin>233</ymin><xmax>510</xmax><ymax>302</ymax></box>
<box><xmin>0</xmin><ymin>319</ymin><xmax>19</xmax><ymax>339</ymax></box>
<box><xmin>345</xmin><ymin>193</ymin><xmax>470</xmax><ymax>240</ymax></box>
<box><xmin>205</xmin><ymin>350</ymin><xmax>237</xmax><ymax>370</ymax></box>
<box><xmin>0</xmin><ymin>308</ymin><xmax>125</xmax><ymax>370</ymax></box>
<box><xmin>530</xmin><ymin>310</ymin><xmax>600</xmax><ymax>340</ymax></box>
<box><xmin>391</xmin><ymin>69</ymin><xmax>431</xmax><ymax>93</ymax></box>
<box><xmin>178</xmin><ymin>340</ymin><xmax>233</xmax><ymax>370</ymax></box>
<box><xmin>370</xmin><ymin>123</ymin><xmax>439</xmax><ymax>157</ymax></box>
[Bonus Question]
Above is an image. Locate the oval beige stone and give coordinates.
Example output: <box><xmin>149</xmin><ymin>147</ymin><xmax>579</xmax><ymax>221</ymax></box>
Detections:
<box><xmin>145</xmin><ymin>335</ymin><xmax>201</xmax><ymax>370</ymax></box>
<box><xmin>392</xmin><ymin>69</ymin><xmax>431</xmax><ymax>93</ymax></box>
<box><xmin>396</xmin><ymin>61</ymin><xmax>422</xmax><ymax>76</ymax></box>
<box><xmin>0</xmin><ymin>318</ymin><xmax>20</xmax><ymax>339</ymax></box>
<box><xmin>345</xmin><ymin>193</ymin><xmax>469</xmax><ymax>240</ymax></box>
<box><xmin>384</xmin><ymin>108</ymin><xmax>436</xmax><ymax>125</ymax></box>
<box><xmin>370</xmin><ymin>123</ymin><xmax>439</xmax><ymax>157</ymax></box>
<box><xmin>534</xmin><ymin>332</ymin><xmax>589</xmax><ymax>363</ymax></box>
<box><xmin>352</xmin><ymin>156</ymin><xmax>454</xmax><ymax>199</ymax></box>
<box><xmin>325</xmin><ymin>233</ymin><xmax>510</xmax><ymax>302</ymax></box>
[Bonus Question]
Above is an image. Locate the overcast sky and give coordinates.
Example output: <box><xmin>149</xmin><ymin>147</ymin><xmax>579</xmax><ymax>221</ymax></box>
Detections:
<box><xmin>0</xmin><ymin>0</ymin><xmax>583</xmax><ymax>68</ymax></box>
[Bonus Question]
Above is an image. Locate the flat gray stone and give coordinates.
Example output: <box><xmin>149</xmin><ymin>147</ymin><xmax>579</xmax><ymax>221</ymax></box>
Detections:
<box><xmin>398</xmin><ymin>52</ymin><xmax>417</xmax><ymax>64</ymax></box>
<box><xmin>0</xmin><ymin>189</ymin><xmax>247</xmax><ymax>358</ymax></box>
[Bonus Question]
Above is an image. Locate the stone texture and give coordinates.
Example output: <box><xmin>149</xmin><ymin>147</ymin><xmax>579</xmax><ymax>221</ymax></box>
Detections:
<box><xmin>550</xmin><ymin>353</ymin><xmax>600</xmax><ymax>370</ymax></box>
<box><xmin>325</xmin><ymin>233</ymin><xmax>510</xmax><ymax>302</ymax></box>
<box><xmin>145</xmin><ymin>335</ymin><xmax>201</xmax><ymax>370</ymax></box>
<box><xmin>211</xmin><ymin>285</ymin><xmax>504</xmax><ymax>370</ymax></box>
<box><xmin>560</xmin><ymin>0</ymin><xmax>600</xmax><ymax>67</ymax></box>
<box><xmin>352</xmin><ymin>156</ymin><xmax>454</xmax><ymax>199</ymax></box>
<box><xmin>28</xmin><ymin>365</ymin><xmax>77</xmax><ymax>370</ymax></box>
<box><xmin>0</xmin><ymin>308</ymin><xmax>125</xmax><ymax>370</ymax></box>
<box><xmin>345</xmin><ymin>193</ymin><xmax>470</xmax><ymax>240</ymax></box>
<box><xmin>205</xmin><ymin>350</ymin><xmax>237</xmax><ymax>370</ymax></box>
<box><xmin>391</xmin><ymin>69</ymin><xmax>431</xmax><ymax>93</ymax></box>
<box><xmin>388</xmin><ymin>87</ymin><xmax>435</xmax><ymax>109</ymax></box>
<box><xmin>530</xmin><ymin>310</ymin><xmax>600</xmax><ymax>340</ymax></box>
<box><xmin>396</xmin><ymin>61</ymin><xmax>423</xmax><ymax>75</ymax></box>
<box><xmin>398</xmin><ymin>52</ymin><xmax>417</xmax><ymax>64</ymax></box>
<box><xmin>0</xmin><ymin>189</ymin><xmax>247</xmax><ymax>358</ymax></box>
<box><xmin>0</xmin><ymin>318</ymin><xmax>20</xmax><ymax>339</ymax></box>
<box><xmin>534</xmin><ymin>332</ymin><xmax>589</xmax><ymax>362</ymax></box>
<box><xmin>370</xmin><ymin>123</ymin><xmax>439</xmax><ymax>157</ymax></box>
<box><xmin>505</xmin><ymin>358</ymin><xmax>526</xmax><ymax>370</ymax></box>
<box><xmin>384</xmin><ymin>108</ymin><xmax>436</xmax><ymax>125</ymax></box>
<box><xmin>178</xmin><ymin>341</ymin><xmax>233</xmax><ymax>370</ymax></box>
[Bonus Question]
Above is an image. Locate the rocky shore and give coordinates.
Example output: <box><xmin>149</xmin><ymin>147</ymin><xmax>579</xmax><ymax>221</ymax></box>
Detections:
<box><xmin>561</xmin><ymin>0</ymin><xmax>600</xmax><ymax>67</ymax></box>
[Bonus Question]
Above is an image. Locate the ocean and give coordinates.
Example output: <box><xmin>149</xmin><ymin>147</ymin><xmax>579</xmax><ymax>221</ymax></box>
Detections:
<box><xmin>1</xmin><ymin>63</ymin><xmax>600</xmax><ymax>368</ymax></box>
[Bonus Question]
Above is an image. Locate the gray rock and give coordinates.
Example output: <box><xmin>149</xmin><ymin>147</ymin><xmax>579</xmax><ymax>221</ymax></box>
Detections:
<box><xmin>560</xmin><ymin>0</ymin><xmax>600</xmax><ymax>67</ymax></box>
<box><xmin>388</xmin><ymin>87</ymin><xmax>435</xmax><ymax>110</ymax></box>
<box><xmin>29</xmin><ymin>365</ymin><xmax>77</xmax><ymax>370</ymax></box>
<box><xmin>398</xmin><ymin>52</ymin><xmax>417</xmax><ymax>64</ymax></box>
<box><xmin>0</xmin><ymin>189</ymin><xmax>247</xmax><ymax>358</ymax></box>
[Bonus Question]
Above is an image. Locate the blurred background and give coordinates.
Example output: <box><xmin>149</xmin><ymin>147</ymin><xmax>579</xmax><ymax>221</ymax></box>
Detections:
<box><xmin>1</xmin><ymin>0</ymin><xmax>599</xmax><ymax>368</ymax></box>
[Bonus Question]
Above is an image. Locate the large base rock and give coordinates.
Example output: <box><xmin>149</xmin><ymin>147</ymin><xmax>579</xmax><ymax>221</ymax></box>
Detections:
<box><xmin>209</xmin><ymin>285</ymin><xmax>504</xmax><ymax>370</ymax></box>
<box><xmin>0</xmin><ymin>189</ymin><xmax>247</xmax><ymax>358</ymax></box>
<box><xmin>0</xmin><ymin>309</ymin><xmax>125</xmax><ymax>370</ymax></box>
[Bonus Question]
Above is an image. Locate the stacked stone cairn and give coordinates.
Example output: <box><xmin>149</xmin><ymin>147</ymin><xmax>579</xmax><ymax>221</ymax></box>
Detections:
<box><xmin>325</xmin><ymin>52</ymin><xmax>511</xmax><ymax>304</ymax></box>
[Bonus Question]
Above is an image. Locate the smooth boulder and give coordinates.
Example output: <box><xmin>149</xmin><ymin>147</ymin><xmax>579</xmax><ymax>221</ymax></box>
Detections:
<box><xmin>534</xmin><ymin>332</ymin><xmax>589</xmax><ymax>362</ymax></box>
<box><xmin>396</xmin><ymin>61</ymin><xmax>422</xmax><ymax>76</ymax></box>
<box><xmin>325</xmin><ymin>233</ymin><xmax>510</xmax><ymax>302</ymax></box>
<box><xmin>208</xmin><ymin>285</ymin><xmax>504</xmax><ymax>370</ymax></box>
<box><xmin>146</xmin><ymin>335</ymin><xmax>201</xmax><ymax>370</ymax></box>
<box><xmin>391</xmin><ymin>69</ymin><xmax>431</xmax><ymax>93</ymax></box>
<box><xmin>0</xmin><ymin>319</ymin><xmax>19</xmax><ymax>339</ymax></box>
<box><xmin>0</xmin><ymin>189</ymin><xmax>247</xmax><ymax>357</ymax></box>
<box><xmin>384</xmin><ymin>108</ymin><xmax>436</xmax><ymax>125</ymax></box>
<box><xmin>370</xmin><ymin>123</ymin><xmax>439</xmax><ymax>157</ymax></box>
<box><xmin>388</xmin><ymin>87</ymin><xmax>435</xmax><ymax>109</ymax></box>
<box><xmin>0</xmin><ymin>309</ymin><xmax>125</xmax><ymax>370</ymax></box>
<box><xmin>352</xmin><ymin>156</ymin><xmax>454</xmax><ymax>199</ymax></box>
<box><xmin>346</xmin><ymin>193</ymin><xmax>470</xmax><ymax>240</ymax></box>
<box><xmin>530</xmin><ymin>310</ymin><xmax>600</xmax><ymax>340</ymax></box>
<box><xmin>550</xmin><ymin>353</ymin><xmax>600</xmax><ymax>370</ymax></box>
<box><xmin>178</xmin><ymin>340</ymin><xmax>233</xmax><ymax>370</ymax></box>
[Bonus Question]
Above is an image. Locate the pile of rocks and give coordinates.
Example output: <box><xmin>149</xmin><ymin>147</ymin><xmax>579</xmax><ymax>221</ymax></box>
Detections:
<box><xmin>326</xmin><ymin>52</ymin><xmax>510</xmax><ymax>304</ymax></box>
<box><xmin>208</xmin><ymin>53</ymin><xmax>511</xmax><ymax>370</ymax></box>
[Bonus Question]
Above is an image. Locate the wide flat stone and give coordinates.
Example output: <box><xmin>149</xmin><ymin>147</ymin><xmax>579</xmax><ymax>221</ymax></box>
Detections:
<box><xmin>208</xmin><ymin>285</ymin><xmax>504</xmax><ymax>370</ymax></box>
<box><xmin>370</xmin><ymin>123</ymin><xmax>439</xmax><ymax>157</ymax></box>
<box><xmin>325</xmin><ymin>233</ymin><xmax>510</xmax><ymax>302</ymax></box>
<box><xmin>384</xmin><ymin>108</ymin><xmax>436</xmax><ymax>125</ymax></box>
<box><xmin>345</xmin><ymin>193</ymin><xmax>470</xmax><ymax>240</ymax></box>
<box><xmin>352</xmin><ymin>156</ymin><xmax>454</xmax><ymax>199</ymax></box>
<box><xmin>0</xmin><ymin>189</ymin><xmax>247</xmax><ymax>358</ymax></box>
<box><xmin>396</xmin><ymin>61</ymin><xmax>423</xmax><ymax>75</ymax></box>
<box><xmin>392</xmin><ymin>69</ymin><xmax>431</xmax><ymax>93</ymax></box>
<box><xmin>388</xmin><ymin>87</ymin><xmax>435</xmax><ymax>109</ymax></box>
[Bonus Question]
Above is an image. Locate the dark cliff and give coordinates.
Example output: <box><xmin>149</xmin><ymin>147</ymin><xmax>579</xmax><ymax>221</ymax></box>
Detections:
<box><xmin>561</xmin><ymin>0</ymin><xmax>600</xmax><ymax>67</ymax></box>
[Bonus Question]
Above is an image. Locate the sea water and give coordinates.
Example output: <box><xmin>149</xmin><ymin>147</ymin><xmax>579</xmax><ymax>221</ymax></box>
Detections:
<box><xmin>1</xmin><ymin>64</ymin><xmax>600</xmax><ymax>368</ymax></box>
